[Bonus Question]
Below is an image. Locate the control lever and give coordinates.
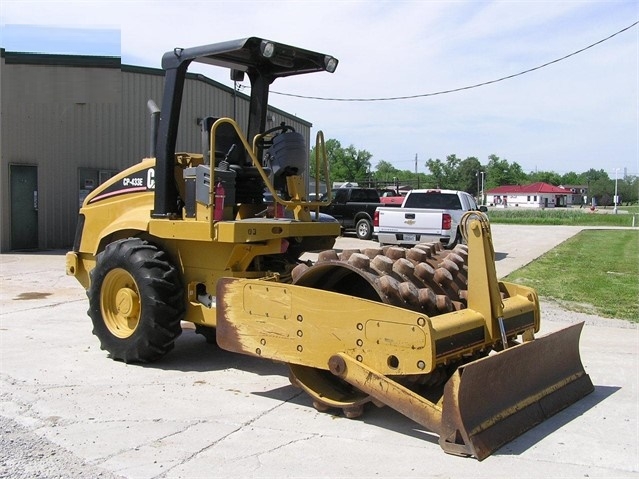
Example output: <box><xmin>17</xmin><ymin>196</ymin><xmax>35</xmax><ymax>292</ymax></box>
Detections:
<box><xmin>218</xmin><ymin>144</ymin><xmax>236</xmax><ymax>171</ymax></box>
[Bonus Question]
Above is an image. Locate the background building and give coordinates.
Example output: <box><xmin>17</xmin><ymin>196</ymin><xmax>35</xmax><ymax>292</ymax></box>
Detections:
<box><xmin>561</xmin><ymin>184</ymin><xmax>589</xmax><ymax>206</ymax></box>
<box><xmin>486</xmin><ymin>182</ymin><xmax>570</xmax><ymax>208</ymax></box>
<box><xmin>0</xmin><ymin>50</ymin><xmax>312</xmax><ymax>252</ymax></box>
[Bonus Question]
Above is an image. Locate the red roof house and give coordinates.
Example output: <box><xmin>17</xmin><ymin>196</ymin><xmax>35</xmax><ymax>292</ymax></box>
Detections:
<box><xmin>485</xmin><ymin>182</ymin><xmax>570</xmax><ymax>208</ymax></box>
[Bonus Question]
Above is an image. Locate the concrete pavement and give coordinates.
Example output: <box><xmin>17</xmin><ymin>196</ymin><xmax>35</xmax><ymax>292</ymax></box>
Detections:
<box><xmin>1</xmin><ymin>225</ymin><xmax>637</xmax><ymax>478</ymax></box>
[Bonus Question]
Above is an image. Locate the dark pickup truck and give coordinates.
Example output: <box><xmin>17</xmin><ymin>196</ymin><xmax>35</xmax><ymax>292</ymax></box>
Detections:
<box><xmin>320</xmin><ymin>187</ymin><xmax>382</xmax><ymax>240</ymax></box>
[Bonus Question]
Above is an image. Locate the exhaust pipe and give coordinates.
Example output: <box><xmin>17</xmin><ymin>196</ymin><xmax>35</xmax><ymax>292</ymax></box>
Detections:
<box><xmin>147</xmin><ymin>100</ymin><xmax>160</xmax><ymax>158</ymax></box>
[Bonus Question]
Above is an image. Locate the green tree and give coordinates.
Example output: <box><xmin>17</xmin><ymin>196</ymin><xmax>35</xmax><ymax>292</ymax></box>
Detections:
<box><xmin>485</xmin><ymin>154</ymin><xmax>527</xmax><ymax>189</ymax></box>
<box><xmin>528</xmin><ymin>170</ymin><xmax>562</xmax><ymax>185</ymax></box>
<box><xmin>374</xmin><ymin>160</ymin><xmax>400</xmax><ymax>182</ymax></box>
<box><xmin>309</xmin><ymin>138</ymin><xmax>372</xmax><ymax>184</ymax></box>
<box><xmin>559</xmin><ymin>171</ymin><xmax>582</xmax><ymax>186</ymax></box>
<box><xmin>485</xmin><ymin>154</ymin><xmax>509</xmax><ymax>189</ymax></box>
<box><xmin>425</xmin><ymin>157</ymin><xmax>445</xmax><ymax>188</ymax></box>
<box><xmin>458</xmin><ymin>156</ymin><xmax>482</xmax><ymax>195</ymax></box>
<box><xmin>618</xmin><ymin>176</ymin><xmax>638</xmax><ymax>204</ymax></box>
<box><xmin>310</xmin><ymin>138</ymin><xmax>340</xmax><ymax>180</ymax></box>
<box><xmin>340</xmin><ymin>145</ymin><xmax>373</xmax><ymax>183</ymax></box>
<box><xmin>579</xmin><ymin>169</ymin><xmax>611</xmax><ymax>204</ymax></box>
<box><xmin>314</xmin><ymin>144</ymin><xmax>638</xmax><ymax>205</ymax></box>
<box><xmin>577</xmin><ymin>172</ymin><xmax>638</xmax><ymax>206</ymax></box>
<box><xmin>425</xmin><ymin>154</ymin><xmax>464</xmax><ymax>189</ymax></box>
<box><xmin>579</xmin><ymin>168</ymin><xmax>609</xmax><ymax>186</ymax></box>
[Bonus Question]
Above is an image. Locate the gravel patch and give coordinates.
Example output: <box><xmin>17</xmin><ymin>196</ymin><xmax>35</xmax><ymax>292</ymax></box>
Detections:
<box><xmin>540</xmin><ymin>299</ymin><xmax>637</xmax><ymax>329</ymax></box>
<box><xmin>0</xmin><ymin>416</ymin><xmax>123</xmax><ymax>479</ymax></box>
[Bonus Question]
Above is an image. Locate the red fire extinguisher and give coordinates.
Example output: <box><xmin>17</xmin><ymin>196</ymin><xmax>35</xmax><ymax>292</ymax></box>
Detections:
<box><xmin>214</xmin><ymin>181</ymin><xmax>225</xmax><ymax>221</ymax></box>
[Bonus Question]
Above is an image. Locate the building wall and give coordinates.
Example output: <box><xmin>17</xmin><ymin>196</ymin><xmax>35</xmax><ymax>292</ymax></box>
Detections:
<box><xmin>1</xmin><ymin>52</ymin><xmax>311</xmax><ymax>252</ymax></box>
<box><xmin>1</xmin><ymin>54</ymin><xmax>125</xmax><ymax>252</ymax></box>
<box><xmin>489</xmin><ymin>193</ymin><xmax>566</xmax><ymax>208</ymax></box>
<box><xmin>489</xmin><ymin>194</ymin><xmax>535</xmax><ymax>207</ymax></box>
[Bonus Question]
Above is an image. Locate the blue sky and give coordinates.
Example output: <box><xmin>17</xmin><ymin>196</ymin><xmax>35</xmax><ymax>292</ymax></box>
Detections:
<box><xmin>2</xmin><ymin>24</ymin><xmax>120</xmax><ymax>55</ymax></box>
<box><xmin>1</xmin><ymin>1</ymin><xmax>637</xmax><ymax>177</ymax></box>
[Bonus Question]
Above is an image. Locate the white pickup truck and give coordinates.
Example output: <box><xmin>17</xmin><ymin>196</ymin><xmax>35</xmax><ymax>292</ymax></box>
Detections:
<box><xmin>373</xmin><ymin>189</ymin><xmax>487</xmax><ymax>248</ymax></box>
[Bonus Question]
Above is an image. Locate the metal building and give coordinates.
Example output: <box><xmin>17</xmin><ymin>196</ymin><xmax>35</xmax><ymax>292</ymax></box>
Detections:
<box><xmin>0</xmin><ymin>50</ymin><xmax>312</xmax><ymax>252</ymax></box>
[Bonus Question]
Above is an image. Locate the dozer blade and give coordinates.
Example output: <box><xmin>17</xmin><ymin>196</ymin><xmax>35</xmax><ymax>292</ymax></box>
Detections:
<box><xmin>438</xmin><ymin>322</ymin><xmax>594</xmax><ymax>460</ymax></box>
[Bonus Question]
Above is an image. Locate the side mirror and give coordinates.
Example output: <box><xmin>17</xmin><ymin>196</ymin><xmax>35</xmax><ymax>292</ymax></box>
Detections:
<box><xmin>479</xmin><ymin>206</ymin><xmax>488</xmax><ymax>213</ymax></box>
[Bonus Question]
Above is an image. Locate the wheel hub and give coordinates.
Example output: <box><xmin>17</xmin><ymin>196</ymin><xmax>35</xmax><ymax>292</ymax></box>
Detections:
<box><xmin>101</xmin><ymin>268</ymin><xmax>141</xmax><ymax>338</ymax></box>
<box><xmin>115</xmin><ymin>287</ymin><xmax>139</xmax><ymax>319</ymax></box>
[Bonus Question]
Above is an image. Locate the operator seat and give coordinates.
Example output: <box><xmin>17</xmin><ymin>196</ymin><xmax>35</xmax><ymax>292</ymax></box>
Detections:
<box><xmin>200</xmin><ymin>116</ymin><xmax>264</xmax><ymax>204</ymax></box>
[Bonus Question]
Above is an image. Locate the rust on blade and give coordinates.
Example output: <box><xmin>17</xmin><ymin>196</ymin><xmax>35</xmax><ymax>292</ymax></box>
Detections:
<box><xmin>439</xmin><ymin>322</ymin><xmax>594</xmax><ymax>460</ymax></box>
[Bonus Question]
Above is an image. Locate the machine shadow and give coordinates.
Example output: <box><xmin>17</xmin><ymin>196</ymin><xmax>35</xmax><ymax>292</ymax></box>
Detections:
<box><xmin>139</xmin><ymin>328</ymin><xmax>290</xmax><ymax>377</ymax></box>
<box><xmin>494</xmin><ymin>251</ymin><xmax>509</xmax><ymax>261</ymax></box>
<box><xmin>133</xmin><ymin>329</ymin><xmax>616</xmax><ymax>459</ymax></box>
<box><xmin>144</xmin><ymin>330</ymin><xmax>446</xmax><ymax>446</ymax></box>
<box><xmin>254</xmin><ymin>385</ymin><xmax>442</xmax><ymax>445</ymax></box>
<box><xmin>355</xmin><ymin>403</ymin><xmax>442</xmax><ymax>445</ymax></box>
<box><xmin>253</xmin><ymin>382</ymin><xmax>620</xmax><ymax>456</ymax></box>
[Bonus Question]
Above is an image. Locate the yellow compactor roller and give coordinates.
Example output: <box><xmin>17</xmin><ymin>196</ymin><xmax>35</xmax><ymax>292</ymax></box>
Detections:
<box><xmin>66</xmin><ymin>37</ymin><xmax>593</xmax><ymax>460</ymax></box>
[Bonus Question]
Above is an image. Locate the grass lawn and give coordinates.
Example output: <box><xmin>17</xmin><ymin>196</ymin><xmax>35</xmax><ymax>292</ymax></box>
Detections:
<box><xmin>504</xmin><ymin>230</ymin><xmax>638</xmax><ymax>322</ymax></box>
<box><xmin>487</xmin><ymin>207</ymin><xmax>639</xmax><ymax>227</ymax></box>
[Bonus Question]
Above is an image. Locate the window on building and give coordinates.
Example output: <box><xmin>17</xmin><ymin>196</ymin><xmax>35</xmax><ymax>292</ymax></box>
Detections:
<box><xmin>78</xmin><ymin>168</ymin><xmax>118</xmax><ymax>208</ymax></box>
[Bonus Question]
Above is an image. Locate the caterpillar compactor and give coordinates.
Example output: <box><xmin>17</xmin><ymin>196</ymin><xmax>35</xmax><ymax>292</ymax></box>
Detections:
<box><xmin>66</xmin><ymin>37</ymin><xmax>593</xmax><ymax>460</ymax></box>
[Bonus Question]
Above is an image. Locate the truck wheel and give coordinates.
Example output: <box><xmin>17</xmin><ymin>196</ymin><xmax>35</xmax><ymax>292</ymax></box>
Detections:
<box><xmin>355</xmin><ymin>218</ymin><xmax>373</xmax><ymax>240</ymax></box>
<box><xmin>447</xmin><ymin>229</ymin><xmax>464</xmax><ymax>249</ymax></box>
<box><xmin>88</xmin><ymin>238</ymin><xmax>184</xmax><ymax>363</ymax></box>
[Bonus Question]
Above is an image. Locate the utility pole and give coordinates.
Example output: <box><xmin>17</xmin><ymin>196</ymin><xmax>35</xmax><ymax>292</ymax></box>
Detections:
<box><xmin>614</xmin><ymin>168</ymin><xmax>619</xmax><ymax>214</ymax></box>
<box><xmin>415</xmin><ymin>153</ymin><xmax>419</xmax><ymax>189</ymax></box>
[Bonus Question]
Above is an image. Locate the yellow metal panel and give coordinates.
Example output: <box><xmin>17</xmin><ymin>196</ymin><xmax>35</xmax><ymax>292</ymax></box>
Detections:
<box><xmin>365</xmin><ymin>320</ymin><xmax>427</xmax><ymax>349</ymax></box>
<box><xmin>465</xmin><ymin>218</ymin><xmax>502</xmax><ymax>342</ymax></box>
<box><xmin>65</xmin><ymin>252</ymin><xmax>79</xmax><ymax>276</ymax></box>
<box><xmin>148</xmin><ymin>219</ymin><xmax>211</xmax><ymax>241</ymax></box>
<box><xmin>501</xmin><ymin>282</ymin><xmax>540</xmax><ymax>333</ymax></box>
<box><xmin>430</xmin><ymin>310</ymin><xmax>485</xmax><ymax>339</ymax></box>
<box><xmin>65</xmin><ymin>252</ymin><xmax>95</xmax><ymax>289</ymax></box>
<box><xmin>429</xmin><ymin>310</ymin><xmax>487</xmax><ymax>361</ymax></box>
<box><xmin>242</xmin><ymin>283</ymin><xmax>292</xmax><ymax>319</ymax></box>
<box><xmin>216</xmin><ymin>278</ymin><xmax>437</xmax><ymax>374</ymax></box>
<box><xmin>215</xmin><ymin>219</ymin><xmax>340</xmax><ymax>243</ymax></box>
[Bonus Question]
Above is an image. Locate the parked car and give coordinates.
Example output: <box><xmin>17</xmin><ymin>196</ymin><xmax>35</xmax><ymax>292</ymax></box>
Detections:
<box><xmin>319</xmin><ymin>187</ymin><xmax>382</xmax><ymax>240</ymax></box>
<box><xmin>374</xmin><ymin>189</ymin><xmax>487</xmax><ymax>248</ymax></box>
<box><xmin>378</xmin><ymin>189</ymin><xmax>405</xmax><ymax>206</ymax></box>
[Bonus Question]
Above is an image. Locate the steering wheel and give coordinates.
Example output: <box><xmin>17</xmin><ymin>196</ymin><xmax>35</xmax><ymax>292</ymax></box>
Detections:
<box><xmin>262</xmin><ymin>123</ymin><xmax>296</xmax><ymax>137</ymax></box>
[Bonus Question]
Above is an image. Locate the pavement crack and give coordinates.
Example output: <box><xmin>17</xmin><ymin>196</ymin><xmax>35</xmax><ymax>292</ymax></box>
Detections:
<box><xmin>0</xmin><ymin>298</ymin><xmax>86</xmax><ymax>315</ymax></box>
<box><xmin>152</xmin><ymin>390</ymin><xmax>311</xmax><ymax>478</ymax></box>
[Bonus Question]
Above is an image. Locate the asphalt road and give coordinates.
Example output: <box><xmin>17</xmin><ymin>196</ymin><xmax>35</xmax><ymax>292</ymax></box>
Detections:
<box><xmin>1</xmin><ymin>225</ymin><xmax>637</xmax><ymax>478</ymax></box>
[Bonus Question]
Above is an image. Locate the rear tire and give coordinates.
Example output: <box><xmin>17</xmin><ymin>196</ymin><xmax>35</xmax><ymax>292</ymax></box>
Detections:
<box><xmin>87</xmin><ymin>238</ymin><xmax>184</xmax><ymax>363</ymax></box>
<box><xmin>355</xmin><ymin>218</ymin><xmax>373</xmax><ymax>240</ymax></box>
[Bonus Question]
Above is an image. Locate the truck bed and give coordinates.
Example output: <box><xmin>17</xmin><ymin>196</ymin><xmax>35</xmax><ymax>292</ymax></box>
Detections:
<box><xmin>375</xmin><ymin>208</ymin><xmax>451</xmax><ymax>246</ymax></box>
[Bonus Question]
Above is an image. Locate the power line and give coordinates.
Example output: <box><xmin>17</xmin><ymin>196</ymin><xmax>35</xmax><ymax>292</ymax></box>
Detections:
<box><xmin>271</xmin><ymin>21</ymin><xmax>638</xmax><ymax>102</ymax></box>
